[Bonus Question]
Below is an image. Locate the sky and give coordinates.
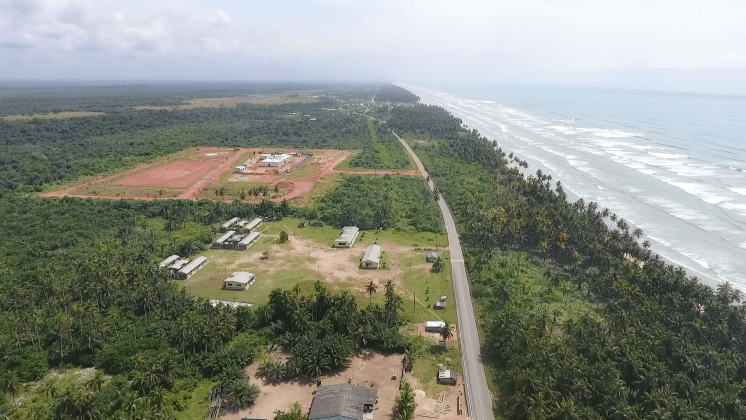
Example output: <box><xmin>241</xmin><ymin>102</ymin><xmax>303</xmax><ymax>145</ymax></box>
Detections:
<box><xmin>1</xmin><ymin>0</ymin><xmax>745</xmax><ymax>94</ymax></box>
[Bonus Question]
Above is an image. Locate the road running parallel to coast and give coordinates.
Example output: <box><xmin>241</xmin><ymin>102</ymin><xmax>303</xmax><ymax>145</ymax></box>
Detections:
<box><xmin>393</xmin><ymin>132</ymin><xmax>495</xmax><ymax>420</ymax></box>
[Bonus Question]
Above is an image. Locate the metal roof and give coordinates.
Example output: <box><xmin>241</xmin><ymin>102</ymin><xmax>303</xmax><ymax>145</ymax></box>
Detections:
<box><xmin>215</xmin><ymin>230</ymin><xmax>236</xmax><ymax>243</ymax></box>
<box><xmin>426</xmin><ymin>321</ymin><xmax>445</xmax><ymax>329</ymax></box>
<box><xmin>224</xmin><ymin>271</ymin><xmax>255</xmax><ymax>285</ymax></box>
<box><xmin>221</xmin><ymin>217</ymin><xmax>239</xmax><ymax>228</ymax></box>
<box><xmin>239</xmin><ymin>231</ymin><xmax>261</xmax><ymax>245</ymax></box>
<box><xmin>309</xmin><ymin>384</ymin><xmax>377</xmax><ymax>420</ymax></box>
<box><xmin>428</xmin><ymin>251</ymin><xmax>438</xmax><ymax>258</ymax></box>
<box><xmin>158</xmin><ymin>255</ymin><xmax>180</xmax><ymax>268</ymax></box>
<box><xmin>335</xmin><ymin>226</ymin><xmax>359</xmax><ymax>243</ymax></box>
<box><xmin>362</xmin><ymin>245</ymin><xmax>381</xmax><ymax>264</ymax></box>
<box><xmin>245</xmin><ymin>217</ymin><xmax>263</xmax><ymax>230</ymax></box>
<box><xmin>179</xmin><ymin>256</ymin><xmax>207</xmax><ymax>274</ymax></box>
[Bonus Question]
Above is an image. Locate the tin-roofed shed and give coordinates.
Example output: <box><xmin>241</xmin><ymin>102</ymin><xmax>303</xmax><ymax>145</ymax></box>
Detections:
<box><xmin>309</xmin><ymin>384</ymin><xmax>377</xmax><ymax>420</ymax></box>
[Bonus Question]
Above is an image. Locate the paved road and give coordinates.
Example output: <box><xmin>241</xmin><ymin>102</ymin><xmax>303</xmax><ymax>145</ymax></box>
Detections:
<box><xmin>394</xmin><ymin>132</ymin><xmax>494</xmax><ymax>420</ymax></box>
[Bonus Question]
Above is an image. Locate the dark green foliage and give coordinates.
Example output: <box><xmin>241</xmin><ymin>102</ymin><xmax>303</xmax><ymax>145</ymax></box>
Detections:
<box><xmin>391</xmin><ymin>101</ymin><xmax>746</xmax><ymax>419</ymax></box>
<box><xmin>385</xmin><ymin>105</ymin><xmax>464</xmax><ymax>140</ymax></box>
<box><xmin>374</xmin><ymin>83</ymin><xmax>420</xmax><ymax>103</ymax></box>
<box><xmin>274</xmin><ymin>403</ymin><xmax>308</xmax><ymax>420</ymax></box>
<box><xmin>348</xmin><ymin>120</ymin><xmax>412</xmax><ymax>170</ymax></box>
<box><xmin>316</xmin><ymin>175</ymin><xmax>442</xmax><ymax>232</ymax></box>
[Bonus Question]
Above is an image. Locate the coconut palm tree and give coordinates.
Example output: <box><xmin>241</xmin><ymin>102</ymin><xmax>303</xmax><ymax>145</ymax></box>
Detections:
<box><xmin>365</xmin><ymin>281</ymin><xmax>377</xmax><ymax>304</ymax></box>
<box><xmin>440</xmin><ymin>321</ymin><xmax>455</xmax><ymax>346</ymax></box>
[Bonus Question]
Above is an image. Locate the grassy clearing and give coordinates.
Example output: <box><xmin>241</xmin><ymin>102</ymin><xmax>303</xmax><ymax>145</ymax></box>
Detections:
<box><xmin>285</xmin><ymin>162</ymin><xmax>322</xmax><ymax>180</ymax></box>
<box><xmin>398</xmin><ymin>251</ymin><xmax>457</xmax><ymax>325</ymax></box>
<box><xmin>331</xmin><ymin>152</ymin><xmax>360</xmax><ymax>171</ymax></box>
<box><xmin>174</xmin><ymin>380</ymin><xmax>218</xmax><ymax>420</ymax></box>
<box><xmin>1</xmin><ymin>112</ymin><xmax>105</xmax><ymax>121</ymax></box>
<box><xmin>71</xmin><ymin>184</ymin><xmax>183</xmax><ymax>198</ymax></box>
<box><xmin>136</xmin><ymin>95</ymin><xmax>318</xmax><ymax>111</ymax></box>
<box><xmin>197</xmin><ymin>179</ymin><xmax>291</xmax><ymax>202</ymax></box>
<box><xmin>407</xmin><ymin>340</ymin><xmax>463</xmax><ymax>398</ymax></box>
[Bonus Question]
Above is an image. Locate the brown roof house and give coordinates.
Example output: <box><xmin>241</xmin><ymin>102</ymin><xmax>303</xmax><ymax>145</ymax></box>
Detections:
<box><xmin>309</xmin><ymin>384</ymin><xmax>378</xmax><ymax>420</ymax></box>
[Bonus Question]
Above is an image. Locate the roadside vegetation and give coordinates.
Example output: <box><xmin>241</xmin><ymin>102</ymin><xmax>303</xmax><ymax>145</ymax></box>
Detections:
<box><xmin>392</xmin><ymin>102</ymin><xmax>746</xmax><ymax>419</ymax></box>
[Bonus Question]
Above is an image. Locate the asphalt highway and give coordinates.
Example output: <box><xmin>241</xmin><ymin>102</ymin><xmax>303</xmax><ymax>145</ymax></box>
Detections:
<box><xmin>394</xmin><ymin>133</ymin><xmax>495</xmax><ymax>420</ymax></box>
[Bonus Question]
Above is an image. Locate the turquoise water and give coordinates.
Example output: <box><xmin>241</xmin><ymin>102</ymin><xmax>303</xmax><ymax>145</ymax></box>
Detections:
<box><xmin>403</xmin><ymin>83</ymin><xmax>746</xmax><ymax>290</ymax></box>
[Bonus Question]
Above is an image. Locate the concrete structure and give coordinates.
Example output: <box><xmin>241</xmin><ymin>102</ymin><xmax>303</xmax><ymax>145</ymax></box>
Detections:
<box><xmin>174</xmin><ymin>256</ymin><xmax>208</xmax><ymax>280</ymax></box>
<box><xmin>425</xmin><ymin>321</ymin><xmax>446</xmax><ymax>333</ymax></box>
<box><xmin>334</xmin><ymin>226</ymin><xmax>359</xmax><ymax>248</ymax></box>
<box><xmin>167</xmin><ymin>258</ymin><xmax>190</xmax><ymax>275</ymax></box>
<box><xmin>158</xmin><ymin>255</ymin><xmax>180</xmax><ymax>269</ymax></box>
<box><xmin>427</xmin><ymin>251</ymin><xmax>438</xmax><ymax>262</ymax></box>
<box><xmin>220</xmin><ymin>217</ymin><xmax>239</xmax><ymax>232</ymax></box>
<box><xmin>209</xmin><ymin>300</ymin><xmax>253</xmax><ymax>309</ymax></box>
<box><xmin>234</xmin><ymin>165</ymin><xmax>246</xmax><ymax>173</ymax></box>
<box><xmin>309</xmin><ymin>384</ymin><xmax>377</xmax><ymax>420</ymax></box>
<box><xmin>361</xmin><ymin>244</ymin><xmax>381</xmax><ymax>269</ymax></box>
<box><xmin>260</xmin><ymin>153</ymin><xmax>293</xmax><ymax>167</ymax></box>
<box><xmin>434</xmin><ymin>301</ymin><xmax>447</xmax><ymax>310</ymax></box>
<box><xmin>222</xmin><ymin>233</ymin><xmax>245</xmax><ymax>250</ymax></box>
<box><xmin>237</xmin><ymin>232</ymin><xmax>261</xmax><ymax>250</ymax></box>
<box><xmin>223</xmin><ymin>272</ymin><xmax>255</xmax><ymax>290</ymax></box>
<box><xmin>212</xmin><ymin>230</ymin><xmax>236</xmax><ymax>248</ymax></box>
<box><xmin>437</xmin><ymin>366</ymin><xmax>458</xmax><ymax>385</ymax></box>
<box><xmin>244</xmin><ymin>217</ymin><xmax>263</xmax><ymax>232</ymax></box>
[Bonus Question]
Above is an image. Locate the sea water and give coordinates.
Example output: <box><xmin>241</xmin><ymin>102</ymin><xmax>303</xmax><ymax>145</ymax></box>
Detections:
<box><xmin>402</xmin><ymin>83</ymin><xmax>746</xmax><ymax>291</ymax></box>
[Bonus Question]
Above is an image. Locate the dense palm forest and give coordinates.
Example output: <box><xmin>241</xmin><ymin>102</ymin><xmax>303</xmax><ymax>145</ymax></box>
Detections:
<box><xmin>373</xmin><ymin>83</ymin><xmax>420</xmax><ymax>103</ymax></box>
<box><xmin>390</xmin><ymin>103</ymin><xmax>746</xmax><ymax>419</ymax></box>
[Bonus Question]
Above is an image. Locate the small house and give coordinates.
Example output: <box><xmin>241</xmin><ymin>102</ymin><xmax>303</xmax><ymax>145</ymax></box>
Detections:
<box><xmin>212</xmin><ymin>230</ymin><xmax>236</xmax><ymax>248</ymax></box>
<box><xmin>437</xmin><ymin>366</ymin><xmax>458</xmax><ymax>385</ymax></box>
<box><xmin>167</xmin><ymin>258</ymin><xmax>190</xmax><ymax>275</ymax></box>
<box><xmin>425</xmin><ymin>321</ymin><xmax>445</xmax><ymax>333</ymax></box>
<box><xmin>234</xmin><ymin>165</ymin><xmax>246</xmax><ymax>173</ymax></box>
<box><xmin>237</xmin><ymin>232</ymin><xmax>261</xmax><ymax>250</ymax></box>
<box><xmin>434</xmin><ymin>301</ymin><xmax>447</xmax><ymax>310</ymax></box>
<box><xmin>310</xmin><ymin>220</ymin><xmax>325</xmax><ymax>227</ymax></box>
<box><xmin>426</xmin><ymin>251</ymin><xmax>438</xmax><ymax>262</ymax></box>
<box><xmin>361</xmin><ymin>244</ymin><xmax>382</xmax><ymax>269</ymax></box>
<box><xmin>334</xmin><ymin>226</ymin><xmax>359</xmax><ymax>248</ymax></box>
<box><xmin>174</xmin><ymin>256</ymin><xmax>208</xmax><ymax>280</ymax></box>
<box><xmin>223</xmin><ymin>272</ymin><xmax>255</xmax><ymax>291</ymax></box>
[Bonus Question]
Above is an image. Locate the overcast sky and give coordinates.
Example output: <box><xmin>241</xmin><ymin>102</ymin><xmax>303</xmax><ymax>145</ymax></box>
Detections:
<box><xmin>1</xmin><ymin>0</ymin><xmax>745</xmax><ymax>93</ymax></box>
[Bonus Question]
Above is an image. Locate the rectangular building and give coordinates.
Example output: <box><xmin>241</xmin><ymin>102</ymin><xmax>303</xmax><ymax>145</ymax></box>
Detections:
<box><xmin>260</xmin><ymin>154</ymin><xmax>293</xmax><ymax>167</ymax></box>
<box><xmin>427</xmin><ymin>251</ymin><xmax>438</xmax><ymax>262</ymax></box>
<box><xmin>234</xmin><ymin>165</ymin><xmax>246</xmax><ymax>173</ymax></box>
<box><xmin>167</xmin><ymin>258</ymin><xmax>190</xmax><ymax>274</ymax></box>
<box><xmin>158</xmin><ymin>254</ymin><xmax>180</xmax><ymax>269</ymax></box>
<box><xmin>223</xmin><ymin>272</ymin><xmax>255</xmax><ymax>290</ymax></box>
<box><xmin>309</xmin><ymin>384</ymin><xmax>377</xmax><ymax>420</ymax></box>
<box><xmin>222</xmin><ymin>233</ymin><xmax>245</xmax><ymax>250</ymax></box>
<box><xmin>220</xmin><ymin>217</ymin><xmax>240</xmax><ymax>232</ymax></box>
<box><xmin>174</xmin><ymin>256</ymin><xmax>208</xmax><ymax>280</ymax></box>
<box><xmin>237</xmin><ymin>231</ymin><xmax>261</xmax><ymax>250</ymax></box>
<box><xmin>425</xmin><ymin>321</ymin><xmax>446</xmax><ymax>333</ymax></box>
<box><xmin>244</xmin><ymin>217</ymin><xmax>263</xmax><ymax>232</ymax></box>
<box><xmin>212</xmin><ymin>230</ymin><xmax>236</xmax><ymax>248</ymax></box>
<box><xmin>361</xmin><ymin>244</ymin><xmax>381</xmax><ymax>269</ymax></box>
<box><xmin>334</xmin><ymin>226</ymin><xmax>359</xmax><ymax>248</ymax></box>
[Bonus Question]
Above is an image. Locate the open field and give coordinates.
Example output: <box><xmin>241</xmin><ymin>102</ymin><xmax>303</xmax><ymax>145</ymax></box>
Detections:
<box><xmin>179</xmin><ymin>218</ymin><xmax>453</xmax><ymax>320</ymax></box>
<box><xmin>43</xmin><ymin>147</ymin><xmax>420</xmax><ymax>205</ymax></box>
<box><xmin>223</xmin><ymin>352</ymin><xmax>403</xmax><ymax>420</ymax></box>
<box><xmin>0</xmin><ymin>111</ymin><xmax>105</xmax><ymax>121</ymax></box>
<box><xmin>135</xmin><ymin>95</ymin><xmax>318</xmax><ymax>111</ymax></box>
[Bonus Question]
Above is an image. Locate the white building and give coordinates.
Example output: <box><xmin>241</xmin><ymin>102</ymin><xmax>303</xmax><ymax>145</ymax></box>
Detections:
<box><xmin>234</xmin><ymin>165</ymin><xmax>246</xmax><ymax>173</ymax></box>
<box><xmin>158</xmin><ymin>255</ymin><xmax>180</xmax><ymax>269</ymax></box>
<box><xmin>212</xmin><ymin>230</ymin><xmax>236</xmax><ymax>248</ymax></box>
<box><xmin>220</xmin><ymin>217</ymin><xmax>239</xmax><ymax>232</ymax></box>
<box><xmin>174</xmin><ymin>256</ymin><xmax>208</xmax><ymax>280</ymax></box>
<box><xmin>167</xmin><ymin>258</ymin><xmax>190</xmax><ymax>274</ymax></box>
<box><xmin>237</xmin><ymin>232</ymin><xmax>261</xmax><ymax>250</ymax></box>
<box><xmin>260</xmin><ymin>154</ymin><xmax>293</xmax><ymax>167</ymax></box>
<box><xmin>361</xmin><ymin>244</ymin><xmax>382</xmax><ymax>269</ymax></box>
<box><xmin>334</xmin><ymin>226</ymin><xmax>359</xmax><ymax>248</ymax></box>
<box><xmin>425</xmin><ymin>321</ymin><xmax>446</xmax><ymax>333</ymax></box>
<box><xmin>244</xmin><ymin>217</ymin><xmax>263</xmax><ymax>232</ymax></box>
<box><xmin>223</xmin><ymin>272</ymin><xmax>256</xmax><ymax>290</ymax></box>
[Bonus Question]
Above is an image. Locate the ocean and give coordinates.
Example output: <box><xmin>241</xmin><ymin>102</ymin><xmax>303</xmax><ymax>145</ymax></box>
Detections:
<box><xmin>402</xmin><ymin>83</ymin><xmax>746</xmax><ymax>291</ymax></box>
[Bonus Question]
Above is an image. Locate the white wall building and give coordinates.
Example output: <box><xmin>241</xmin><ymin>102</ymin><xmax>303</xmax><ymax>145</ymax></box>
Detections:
<box><xmin>212</xmin><ymin>230</ymin><xmax>236</xmax><ymax>248</ymax></box>
<box><xmin>237</xmin><ymin>232</ymin><xmax>261</xmax><ymax>250</ymax></box>
<box><xmin>361</xmin><ymin>244</ymin><xmax>382</xmax><ymax>269</ymax></box>
<box><xmin>334</xmin><ymin>226</ymin><xmax>359</xmax><ymax>248</ymax></box>
<box><xmin>174</xmin><ymin>256</ymin><xmax>208</xmax><ymax>280</ymax></box>
<box><xmin>158</xmin><ymin>255</ymin><xmax>180</xmax><ymax>269</ymax></box>
<box><xmin>260</xmin><ymin>154</ymin><xmax>293</xmax><ymax>167</ymax></box>
<box><xmin>223</xmin><ymin>271</ymin><xmax>255</xmax><ymax>290</ymax></box>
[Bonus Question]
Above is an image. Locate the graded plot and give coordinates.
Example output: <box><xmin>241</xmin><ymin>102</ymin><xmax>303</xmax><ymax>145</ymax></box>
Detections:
<box><xmin>115</xmin><ymin>161</ymin><xmax>217</xmax><ymax>188</ymax></box>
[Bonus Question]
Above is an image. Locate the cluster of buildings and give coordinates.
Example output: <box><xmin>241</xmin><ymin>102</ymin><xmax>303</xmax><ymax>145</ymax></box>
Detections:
<box><xmin>213</xmin><ymin>217</ymin><xmax>263</xmax><ymax>250</ymax></box>
<box><xmin>158</xmin><ymin>255</ymin><xmax>208</xmax><ymax>280</ymax></box>
<box><xmin>220</xmin><ymin>217</ymin><xmax>263</xmax><ymax>232</ymax></box>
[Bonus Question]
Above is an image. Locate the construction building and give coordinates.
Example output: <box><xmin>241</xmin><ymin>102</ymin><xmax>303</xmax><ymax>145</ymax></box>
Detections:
<box><xmin>158</xmin><ymin>255</ymin><xmax>180</xmax><ymax>269</ymax></box>
<box><xmin>212</xmin><ymin>230</ymin><xmax>236</xmax><ymax>248</ymax></box>
<box><xmin>220</xmin><ymin>217</ymin><xmax>240</xmax><ymax>232</ymax></box>
<box><xmin>174</xmin><ymin>256</ymin><xmax>208</xmax><ymax>280</ymax></box>
<box><xmin>223</xmin><ymin>272</ymin><xmax>256</xmax><ymax>291</ymax></box>
<box><xmin>334</xmin><ymin>226</ymin><xmax>359</xmax><ymax>248</ymax></box>
<box><xmin>309</xmin><ymin>384</ymin><xmax>377</xmax><ymax>420</ymax></box>
<box><xmin>243</xmin><ymin>217</ymin><xmax>263</xmax><ymax>232</ymax></box>
<box><xmin>260</xmin><ymin>153</ymin><xmax>293</xmax><ymax>167</ymax></box>
<box><xmin>237</xmin><ymin>232</ymin><xmax>261</xmax><ymax>250</ymax></box>
<box><xmin>427</xmin><ymin>251</ymin><xmax>438</xmax><ymax>262</ymax></box>
<box><xmin>361</xmin><ymin>244</ymin><xmax>382</xmax><ymax>269</ymax></box>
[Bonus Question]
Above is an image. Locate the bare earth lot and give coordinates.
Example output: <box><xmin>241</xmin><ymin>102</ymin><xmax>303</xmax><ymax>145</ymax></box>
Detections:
<box><xmin>116</xmin><ymin>161</ymin><xmax>216</xmax><ymax>188</ymax></box>
<box><xmin>222</xmin><ymin>352</ymin><xmax>403</xmax><ymax>420</ymax></box>
<box><xmin>135</xmin><ymin>95</ymin><xmax>318</xmax><ymax>111</ymax></box>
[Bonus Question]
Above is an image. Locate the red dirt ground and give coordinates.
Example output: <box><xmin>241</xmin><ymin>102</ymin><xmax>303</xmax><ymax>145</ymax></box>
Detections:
<box><xmin>116</xmin><ymin>161</ymin><xmax>217</xmax><ymax>188</ymax></box>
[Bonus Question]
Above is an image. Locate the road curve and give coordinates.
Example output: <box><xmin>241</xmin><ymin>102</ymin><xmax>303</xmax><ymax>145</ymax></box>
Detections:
<box><xmin>394</xmin><ymin>132</ymin><xmax>494</xmax><ymax>420</ymax></box>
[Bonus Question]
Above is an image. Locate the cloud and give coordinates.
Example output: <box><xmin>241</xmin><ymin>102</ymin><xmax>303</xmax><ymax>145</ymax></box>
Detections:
<box><xmin>0</xmin><ymin>0</ymin><xmax>744</xmax><ymax>85</ymax></box>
